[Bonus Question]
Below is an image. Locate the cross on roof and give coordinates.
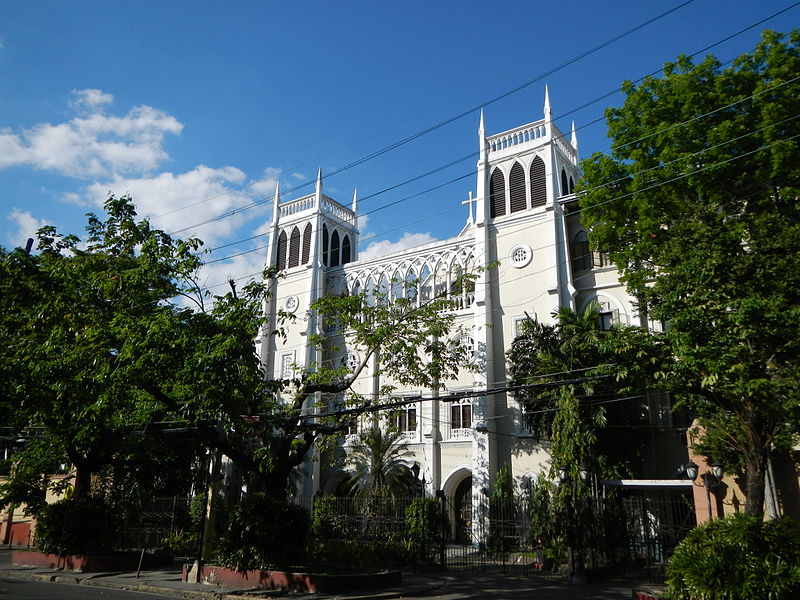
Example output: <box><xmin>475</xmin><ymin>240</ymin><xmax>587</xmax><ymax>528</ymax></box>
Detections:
<box><xmin>461</xmin><ymin>191</ymin><xmax>477</xmax><ymax>224</ymax></box>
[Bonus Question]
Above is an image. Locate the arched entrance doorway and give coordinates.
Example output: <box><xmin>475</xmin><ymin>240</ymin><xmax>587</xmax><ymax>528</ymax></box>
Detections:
<box><xmin>453</xmin><ymin>476</ymin><xmax>472</xmax><ymax>544</ymax></box>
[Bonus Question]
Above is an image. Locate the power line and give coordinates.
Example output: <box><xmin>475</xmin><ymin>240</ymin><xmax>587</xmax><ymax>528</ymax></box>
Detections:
<box><xmin>166</xmin><ymin>0</ymin><xmax>697</xmax><ymax>237</ymax></box>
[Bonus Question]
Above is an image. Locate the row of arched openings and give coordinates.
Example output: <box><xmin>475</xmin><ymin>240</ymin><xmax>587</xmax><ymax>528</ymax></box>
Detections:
<box><xmin>489</xmin><ymin>158</ymin><xmax>577</xmax><ymax>219</ymax></box>
<box><xmin>346</xmin><ymin>251</ymin><xmax>476</xmax><ymax>310</ymax></box>
<box><xmin>275</xmin><ymin>222</ymin><xmax>353</xmax><ymax>270</ymax></box>
<box><xmin>276</xmin><ymin>223</ymin><xmax>312</xmax><ymax>270</ymax></box>
<box><xmin>322</xmin><ymin>224</ymin><xmax>352</xmax><ymax>267</ymax></box>
<box><xmin>490</xmin><ymin>156</ymin><xmax>547</xmax><ymax>218</ymax></box>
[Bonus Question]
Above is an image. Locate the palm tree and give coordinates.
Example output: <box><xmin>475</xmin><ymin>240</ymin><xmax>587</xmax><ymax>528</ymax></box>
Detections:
<box><xmin>345</xmin><ymin>427</ymin><xmax>413</xmax><ymax>499</ymax></box>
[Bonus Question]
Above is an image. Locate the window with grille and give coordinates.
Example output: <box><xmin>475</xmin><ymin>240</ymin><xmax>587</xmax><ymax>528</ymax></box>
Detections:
<box><xmin>456</xmin><ymin>334</ymin><xmax>476</xmax><ymax>365</ymax></box>
<box><xmin>450</xmin><ymin>400</ymin><xmax>472</xmax><ymax>437</ymax></box>
<box><xmin>390</xmin><ymin>405</ymin><xmax>417</xmax><ymax>433</ymax></box>
<box><xmin>280</xmin><ymin>352</ymin><xmax>294</xmax><ymax>380</ymax></box>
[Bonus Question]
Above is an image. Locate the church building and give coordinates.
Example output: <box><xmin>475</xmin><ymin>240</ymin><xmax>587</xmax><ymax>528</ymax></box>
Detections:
<box><xmin>257</xmin><ymin>89</ymin><xmax>687</xmax><ymax>542</ymax></box>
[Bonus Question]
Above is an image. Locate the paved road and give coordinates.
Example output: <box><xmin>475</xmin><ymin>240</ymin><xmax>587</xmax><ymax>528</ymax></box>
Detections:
<box><xmin>0</xmin><ymin>576</ymin><xmax>180</xmax><ymax>600</ymax></box>
<box><xmin>376</xmin><ymin>574</ymin><xmax>631</xmax><ymax>600</ymax></box>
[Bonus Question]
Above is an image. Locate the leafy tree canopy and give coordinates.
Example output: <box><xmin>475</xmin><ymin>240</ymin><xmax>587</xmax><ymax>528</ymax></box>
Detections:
<box><xmin>1</xmin><ymin>194</ymin><xmax>470</xmax><ymax>508</ymax></box>
<box><xmin>578</xmin><ymin>30</ymin><xmax>800</xmax><ymax>515</ymax></box>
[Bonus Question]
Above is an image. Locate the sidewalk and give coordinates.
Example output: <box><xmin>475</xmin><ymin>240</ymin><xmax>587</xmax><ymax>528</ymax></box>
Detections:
<box><xmin>0</xmin><ymin>546</ymin><xmax>635</xmax><ymax>599</ymax></box>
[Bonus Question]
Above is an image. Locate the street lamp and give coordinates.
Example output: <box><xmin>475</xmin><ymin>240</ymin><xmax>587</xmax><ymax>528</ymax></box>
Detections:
<box><xmin>411</xmin><ymin>461</ymin><xmax>425</xmax><ymax>497</ymax></box>
<box><xmin>683</xmin><ymin>460</ymin><xmax>724</xmax><ymax>521</ymax></box>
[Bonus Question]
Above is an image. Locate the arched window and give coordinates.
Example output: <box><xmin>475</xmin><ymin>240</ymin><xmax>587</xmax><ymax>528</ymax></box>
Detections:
<box><xmin>301</xmin><ymin>223</ymin><xmax>312</xmax><ymax>265</ymax></box>
<box><xmin>377</xmin><ymin>273</ymin><xmax>389</xmax><ymax>305</ymax></box>
<box><xmin>405</xmin><ymin>268</ymin><xmax>418</xmax><ymax>305</ymax></box>
<box><xmin>571</xmin><ymin>230</ymin><xmax>591</xmax><ymax>272</ymax></box>
<box><xmin>530</xmin><ymin>156</ymin><xmax>546</xmax><ymax>207</ymax></box>
<box><xmin>390</xmin><ymin>270</ymin><xmax>404</xmax><ymax>302</ymax></box>
<box><xmin>434</xmin><ymin>261</ymin><xmax>448</xmax><ymax>298</ymax></box>
<box><xmin>489</xmin><ymin>168</ymin><xmax>506</xmax><ymax>218</ymax></box>
<box><xmin>341</xmin><ymin>234</ymin><xmax>351</xmax><ymax>265</ymax></box>
<box><xmin>509</xmin><ymin>162</ymin><xmax>526</xmax><ymax>213</ymax></box>
<box><xmin>560</xmin><ymin>168</ymin><xmax>569</xmax><ymax>197</ymax></box>
<box><xmin>330</xmin><ymin>230</ymin><xmax>341</xmax><ymax>267</ymax></box>
<box><xmin>419</xmin><ymin>264</ymin><xmax>432</xmax><ymax>303</ymax></box>
<box><xmin>322</xmin><ymin>224</ymin><xmax>329</xmax><ymax>266</ymax></box>
<box><xmin>568</xmin><ymin>175</ymin><xmax>575</xmax><ymax>194</ymax></box>
<box><xmin>276</xmin><ymin>230</ymin><xmax>287</xmax><ymax>270</ymax></box>
<box><xmin>288</xmin><ymin>226</ymin><xmax>301</xmax><ymax>268</ymax></box>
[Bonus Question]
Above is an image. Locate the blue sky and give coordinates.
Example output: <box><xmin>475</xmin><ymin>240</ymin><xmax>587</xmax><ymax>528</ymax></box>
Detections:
<box><xmin>1</xmin><ymin>1</ymin><xmax>797</xmax><ymax>292</ymax></box>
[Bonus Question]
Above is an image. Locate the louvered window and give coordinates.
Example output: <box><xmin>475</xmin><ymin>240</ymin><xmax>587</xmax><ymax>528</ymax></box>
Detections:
<box><xmin>530</xmin><ymin>156</ymin><xmax>547</xmax><ymax>207</ymax></box>
<box><xmin>561</xmin><ymin>168</ymin><xmax>569</xmax><ymax>197</ymax></box>
<box><xmin>301</xmin><ymin>223</ymin><xmax>312</xmax><ymax>264</ymax></box>
<box><xmin>489</xmin><ymin>169</ymin><xmax>506</xmax><ymax>218</ymax></box>
<box><xmin>322</xmin><ymin>225</ymin><xmax>329</xmax><ymax>266</ymax></box>
<box><xmin>288</xmin><ymin>226</ymin><xmax>300</xmax><ymax>268</ymax></box>
<box><xmin>276</xmin><ymin>230</ymin><xmax>287</xmax><ymax>270</ymax></box>
<box><xmin>568</xmin><ymin>175</ymin><xmax>575</xmax><ymax>194</ymax></box>
<box><xmin>330</xmin><ymin>230</ymin><xmax>340</xmax><ymax>267</ymax></box>
<box><xmin>341</xmin><ymin>234</ymin><xmax>351</xmax><ymax>265</ymax></box>
<box><xmin>509</xmin><ymin>162</ymin><xmax>526</xmax><ymax>213</ymax></box>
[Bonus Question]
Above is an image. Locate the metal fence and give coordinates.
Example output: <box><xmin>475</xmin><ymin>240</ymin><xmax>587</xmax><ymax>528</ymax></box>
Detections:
<box><xmin>311</xmin><ymin>491</ymin><xmax>695</xmax><ymax>582</ymax></box>
<box><xmin>117</xmin><ymin>496</ymin><xmax>193</xmax><ymax>552</ymax></box>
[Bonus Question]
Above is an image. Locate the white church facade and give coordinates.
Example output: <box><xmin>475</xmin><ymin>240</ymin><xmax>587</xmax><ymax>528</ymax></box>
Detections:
<box><xmin>257</xmin><ymin>90</ymin><xmax>686</xmax><ymax>541</ymax></box>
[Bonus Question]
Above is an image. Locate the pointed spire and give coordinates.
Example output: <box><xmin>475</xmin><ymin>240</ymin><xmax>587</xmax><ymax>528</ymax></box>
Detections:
<box><xmin>543</xmin><ymin>85</ymin><xmax>552</xmax><ymax>125</ymax></box>
<box><xmin>478</xmin><ymin>108</ymin><xmax>487</xmax><ymax>164</ymax></box>
<box><xmin>351</xmin><ymin>188</ymin><xmax>358</xmax><ymax>213</ymax></box>
<box><xmin>315</xmin><ymin>167</ymin><xmax>323</xmax><ymax>195</ymax></box>
<box><xmin>271</xmin><ymin>180</ymin><xmax>281</xmax><ymax>225</ymax></box>
<box><xmin>570</xmin><ymin>120</ymin><xmax>578</xmax><ymax>152</ymax></box>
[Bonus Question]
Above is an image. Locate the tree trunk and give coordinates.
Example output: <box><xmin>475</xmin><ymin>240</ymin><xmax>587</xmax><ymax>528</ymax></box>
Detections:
<box><xmin>742</xmin><ymin>402</ymin><xmax>767</xmax><ymax>518</ymax></box>
<box><xmin>71</xmin><ymin>462</ymin><xmax>93</xmax><ymax>500</ymax></box>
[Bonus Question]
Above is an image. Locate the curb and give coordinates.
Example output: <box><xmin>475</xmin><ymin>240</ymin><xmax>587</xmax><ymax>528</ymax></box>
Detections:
<box><xmin>0</xmin><ymin>567</ymin><xmax>446</xmax><ymax>600</ymax></box>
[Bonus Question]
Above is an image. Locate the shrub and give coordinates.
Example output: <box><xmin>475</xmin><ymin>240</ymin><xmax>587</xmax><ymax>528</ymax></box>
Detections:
<box><xmin>311</xmin><ymin>495</ymin><xmax>359</xmax><ymax>540</ymax></box>
<box><xmin>405</xmin><ymin>497</ymin><xmax>441</xmax><ymax>561</ymax></box>
<box><xmin>34</xmin><ymin>496</ymin><xmax>118</xmax><ymax>556</ymax></box>
<box><xmin>666</xmin><ymin>513</ymin><xmax>800</xmax><ymax>600</ymax></box>
<box><xmin>217</xmin><ymin>493</ymin><xmax>309</xmax><ymax>570</ymax></box>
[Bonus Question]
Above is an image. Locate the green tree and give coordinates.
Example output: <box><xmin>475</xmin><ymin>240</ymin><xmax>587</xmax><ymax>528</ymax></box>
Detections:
<box><xmin>0</xmin><ymin>195</ymin><xmax>205</xmax><ymax>502</ymax></box>
<box><xmin>508</xmin><ymin>303</ymin><xmax>655</xmax><ymax>479</ymax></box>
<box><xmin>345</xmin><ymin>428</ymin><xmax>413</xmax><ymax>499</ymax></box>
<box><xmin>1</xmin><ymin>195</ymin><xmax>469</xmax><ymax>510</ymax></box>
<box><xmin>578</xmin><ymin>30</ymin><xmax>800</xmax><ymax>516</ymax></box>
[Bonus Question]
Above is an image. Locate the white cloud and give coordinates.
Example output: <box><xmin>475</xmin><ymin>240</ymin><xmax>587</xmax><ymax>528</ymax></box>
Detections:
<box><xmin>70</xmin><ymin>89</ymin><xmax>114</xmax><ymax>113</ymax></box>
<box><xmin>0</xmin><ymin>89</ymin><xmax>182</xmax><ymax>178</ymax></box>
<box><xmin>250</xmin><ymin>167</ymin><xmax>281</xmax><ymax>196</ymax></box>
<box><xmin>359</xmin><ymin>232</ymin><xmax>437</xmax><ymax>261</ymax></box>
<box><xmin>83</xmin><ymin>165</ymin><xmax>267</xmax><ymax>247</ymax></box>
<box><xmin>6</xmin><ymin>208</ymin><xmax>48</xmax><ymax>248</ymax></box>
<box><xmin>199</xmin><ymin>250</ymin><xmax>268</xmax><ymax>297</ymax></box>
